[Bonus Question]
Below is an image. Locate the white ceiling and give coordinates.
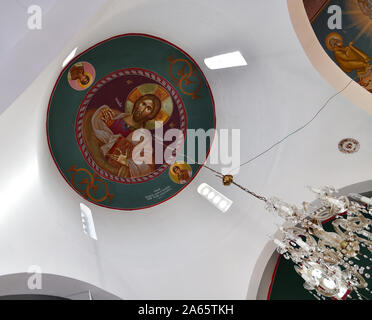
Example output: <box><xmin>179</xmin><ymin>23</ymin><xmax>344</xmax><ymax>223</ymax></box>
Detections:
<box><xmin>1</xmin><ymin>0</ymin><xmax>372</xmax><ymax>299</ymax></box>
<box><xmin>0</xmin><ymin>0</ymin><xmax>106</xmax><ymax>113</ymax></box>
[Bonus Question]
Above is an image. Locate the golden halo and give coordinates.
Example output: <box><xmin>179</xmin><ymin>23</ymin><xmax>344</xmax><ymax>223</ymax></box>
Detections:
<box><xmin>326</xmin><ymin>33</ymin><xmax>343</xmax><ymax>51</ymax></box>
<box><xmin>169</xmin><ymin>161</ymin><xmax>192</xmax><ymax>184</ymax></box>
<box><xmin>125</xmin><ymin>83</ymin><xmax>174</xmax><ymax>130</ymax></box>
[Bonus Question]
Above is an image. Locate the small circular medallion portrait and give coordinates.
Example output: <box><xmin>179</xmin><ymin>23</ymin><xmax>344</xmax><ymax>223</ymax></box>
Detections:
<box><xmin>68</xmin><ymin>61</ymin><xmax>95</xmax><ymax>91</ymax></box>
<box><xmin>169</xmin><ymin>161</ymin><xmax>192</xmax><ymax>184</ymax></box>
<box><xmin>338</xmin><ymin>138</ymin><xmax>360</xmax><ymax>154</ymax></box>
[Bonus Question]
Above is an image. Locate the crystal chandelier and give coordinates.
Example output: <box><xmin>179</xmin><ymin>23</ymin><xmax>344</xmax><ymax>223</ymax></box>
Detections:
<box><xmin>266</xmin><ymin>186</ymin><xmax>372</xmax><ymax>300</ymax></box>
<box><xmin>216</xmin><ymin>174</ymin><xmax>372</xmax><ymax>300</ymax></box>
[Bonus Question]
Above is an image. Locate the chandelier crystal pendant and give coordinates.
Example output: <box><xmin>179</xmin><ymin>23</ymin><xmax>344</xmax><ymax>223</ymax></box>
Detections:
<box><xmin>267</xmin><ymin>186</ymin><xmax>372</xmax><ymax>300</ymax></box>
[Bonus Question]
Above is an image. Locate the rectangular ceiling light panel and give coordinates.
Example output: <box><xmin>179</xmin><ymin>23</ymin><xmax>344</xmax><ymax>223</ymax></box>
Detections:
<box><xmin>204</xmin><ymin>51</ymin><xmax>247</xmax><ymax>70</ymax></box>
<box><xmin>197</xmin><ymin>183</ymin><xmax>233</xmax><ymax>212</ymax></box>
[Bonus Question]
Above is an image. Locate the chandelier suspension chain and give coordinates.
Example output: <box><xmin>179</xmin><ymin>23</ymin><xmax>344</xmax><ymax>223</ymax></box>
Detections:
<box><xmin>156</xmin><ymin>80</ymin><xmax>354</xmax><ymax>202</ymax></box>
<box><xmin>153</xmin><ymin>134</ymin><xmax>269</xmax><ymax>202</ymax></box>
<box><xmin>202</xmin><ymin>79</ymin><xmax>354</xmax><ymax>201</ymax></box>
<box><xmin>202</xmin><ymin>164</ymin><xmax>268</xmax><ymax>202</ymax></box>
<box><xmin>230</xmin><ymin>180</ymin><xmax>268</xmax><ymax>202</ymax></box>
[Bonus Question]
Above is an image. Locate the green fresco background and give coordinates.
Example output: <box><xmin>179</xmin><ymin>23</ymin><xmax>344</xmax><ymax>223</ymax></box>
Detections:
<box><xmin>47</xmin><ymin>34</ymin><xmax>215</xmax><ymax>210</ymax></box>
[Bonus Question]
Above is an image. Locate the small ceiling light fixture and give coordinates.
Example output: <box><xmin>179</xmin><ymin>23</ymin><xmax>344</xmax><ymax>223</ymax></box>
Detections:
<box><xmin>338</xmin><ymin>138</ymin><xmax>360</xmax><ymax>154</ymax></box>
<box><xmin>197</xmin><ymin>183</ymin><xmax>233</xmax><ymax>212</ymax></box>
<box><xmin>80</xmin><ymin>203</ymin><xmax>97</xmax><ymax>240</ymax></box>
<box><xmin>204</xmin><ymin>51</ymin><xmax>247</xmax><ymax>70</ymax></box>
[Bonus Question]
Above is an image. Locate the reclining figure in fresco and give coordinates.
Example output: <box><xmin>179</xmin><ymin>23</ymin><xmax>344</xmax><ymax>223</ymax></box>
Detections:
<box><xmin>326</xmin><ymin>33</ymin><xmax>371</xmax><ymax>78</ymax></box>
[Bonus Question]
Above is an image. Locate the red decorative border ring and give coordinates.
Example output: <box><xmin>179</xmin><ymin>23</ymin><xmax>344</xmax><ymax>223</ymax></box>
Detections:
<box><xmin>75</xmin><ymin>67</ymin><xmax>187</xmax><ymax>184</ymax></box>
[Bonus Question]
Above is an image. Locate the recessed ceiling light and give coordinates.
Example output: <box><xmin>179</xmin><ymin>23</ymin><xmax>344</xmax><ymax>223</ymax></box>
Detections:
<box><xmin>80</xmin><ymin>203</ymin><xmax>97</xmax><ymax>240</ymax></box>
<box><xmin>62</xmin><ymin>47</ymin><xmax>78</xmax><ymax>68</ymax></box>
<box><xmin>204</xmin><ymin>51</ymin><xmax>247</xmax><ymax>70</ymax></box>
<box><xmin>197</xmin><ymin>183</ymin><xmax>233</xmax><ymax>212</ymax></box>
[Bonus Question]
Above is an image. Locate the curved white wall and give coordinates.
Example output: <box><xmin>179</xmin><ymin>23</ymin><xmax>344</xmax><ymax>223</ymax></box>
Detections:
<box><xmin>0</xmin><ymin>0</ymin><xmax>106</xmax><ymax>114</ymax></box>
<box><xmin>0</xmin><ymin>273</ymin><xmax>119</xmax><ymax>300</ymax></box>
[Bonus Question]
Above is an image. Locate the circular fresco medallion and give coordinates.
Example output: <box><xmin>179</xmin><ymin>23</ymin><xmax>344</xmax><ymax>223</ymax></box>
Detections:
<box><xmin>338</xmin><ymin>138</ymin><xmax>360</xmax><ymax>154</ymax></box>
<box><xmin>47</xmin><ymin>34</ymin><xmax>215</xmax><ymax>210</ymax></box>
<box><xmin>76</xmin><ymin>68</ymin><xmax>186</xmax><ymax>184</ymax></box>
<box><xmin>68</xmin><ymin>61</ymin><xmax>96</xmax><ymax>91</ymax></box>
<box><xmin>169</xmin><ymin>161</ymin><xmax>192</xmax><ymax>185</ymax></box>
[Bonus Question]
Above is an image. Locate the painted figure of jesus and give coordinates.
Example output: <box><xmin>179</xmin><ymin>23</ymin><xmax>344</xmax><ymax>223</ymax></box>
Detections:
<box><xmin>91</xmin><ymin>94</ymin><xmax>161</xmax><ymax>178</ymax></box>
